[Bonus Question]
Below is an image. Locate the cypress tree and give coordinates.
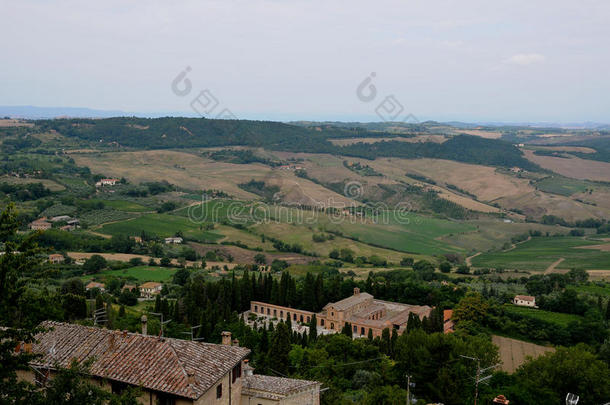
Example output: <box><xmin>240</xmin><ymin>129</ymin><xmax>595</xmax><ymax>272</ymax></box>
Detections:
<box><xmin>270</xmin><ymin>322</ymin><xmax>291</xmax><ymax>375</ymax></box>
<box><xmin>309</xmin><ymin>314</ymin><xmax>318</xmax><ymax>343</ymax></box>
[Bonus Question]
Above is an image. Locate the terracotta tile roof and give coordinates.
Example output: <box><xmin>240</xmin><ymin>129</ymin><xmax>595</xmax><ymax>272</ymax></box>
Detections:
<box><xmin>31</xmin><ymin>321</ymin><xmax>249</xmax><ymax>400</ymax></box>
<box><xmin>140</xmin><ymin>282</ymin><xmax>162</xmax><ymax>289</ymax></box>
<box><xmin>323</xmin><ymin>292</ymin><xmax>373</xmax><ymax>311</ymax></box>
<box><xmin>243</xmin><ymin>374</ymin><xmax>319</xmax><ymax>397</ymax></box>
<box><xmin>514</xmin><ymin>295</ymin><xmax>535</xmax><ymax>301</ymax></box>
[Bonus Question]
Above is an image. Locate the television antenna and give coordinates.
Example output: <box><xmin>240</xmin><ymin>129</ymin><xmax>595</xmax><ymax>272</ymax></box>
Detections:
<box><xmin>148</xmin><ymin>312</ymin><xmax>171</xmax><ymax>337</ymax></box>
<box><xmin>460</xmin><ymin>355</ymin><xmax>500</xmax><ymax>405</ymax></box>
<box><xmin>181</xmin><ymin>324</ymin><xmax>204</xmax><ymax>341</ymax></box>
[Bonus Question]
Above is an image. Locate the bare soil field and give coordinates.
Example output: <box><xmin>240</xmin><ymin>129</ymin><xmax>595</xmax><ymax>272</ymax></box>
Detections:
<box><xmin>329</xmin><ymin>135</ymin><xmax>446</xmax><ymax>146</ymax></box>
<box><xmin>0</xmin><ymin>119</ymin><xmax>34</xmax><ymax>127</ymax></box>
<box><xmin>367</xmin><ymin>158</ymin><xmax>532</xmax><ymax>202</ymax></box>
<box><xmin>497</xmin><ymin>190</ymin><xmax>608</xmax><ymax>221</ymax></box>
<box><xmin>576</xmin><ymin>243</ymin><xmax>610</xmax><ymax>252</ymax></box>
<box><xmin>492</xmin><ymin>335</ymin><xmax>554</xmax><ymax>373</ymax></box>
<box><xmin>455</xmin><ymin>129</ymin><xmax>502</xmax><ymax>139</ymax></box>
<box><xmin>524</xmin><ymin>150</ymin><xmax>610</xmax><ymax>182</ymax></box>
<box><xmin>71</xmin><ymin>150</ymin><xmax>355</xmax><ymax>207</ymax></box>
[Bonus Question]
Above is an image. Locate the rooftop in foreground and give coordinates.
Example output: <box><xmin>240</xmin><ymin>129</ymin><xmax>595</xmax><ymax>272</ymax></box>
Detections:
<box><xmin>31</xmin><ymin>321</ymin><xmax>250</xmax><ymax>400</ymax></box>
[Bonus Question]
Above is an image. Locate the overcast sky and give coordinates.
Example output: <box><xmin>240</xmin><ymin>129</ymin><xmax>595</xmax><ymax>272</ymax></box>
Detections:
<box><xmin>2</xmin><ymin>0</ymin><xmax>609</xmax><ymax>123</ymax></box>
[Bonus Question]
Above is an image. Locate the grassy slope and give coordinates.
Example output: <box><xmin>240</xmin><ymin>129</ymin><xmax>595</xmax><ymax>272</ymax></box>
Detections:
<box><xmin>98</xmin><ymin>213</ymin><xmax>223</xmax><ymax>242</ymax></box>
<box><xmin>82</xmin><ymin>266</ymin><xmax>177</xmax><ymax>282</ymax></box>
<box><xmin>472</xmin><ymin>236</ymin><xmax>610</xmax><ymax>271</ymax></box>
<box><xmin>503</xmin><ymin>305</ymin><xmax>581</xmax><ymax>327</ymax></box>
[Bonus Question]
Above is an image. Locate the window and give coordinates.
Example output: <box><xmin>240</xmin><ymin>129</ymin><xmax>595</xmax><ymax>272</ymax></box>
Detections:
<box><xmin>330</xmin><ymin>322</ymin><xmax>334</xmax><ymax>330</ymax></box>
<box><xmin>361</xmin><ymin>327</ymin><xmax>365</xmax><ymax>335</ymax></box>
<box><xmin>280</xmin><ymin>310</ymin><xmax>283</xmax><ymax>318</ymax></box>
<box><xmin>306</xmin><ymin>316</ymin><xmax>310</xmax><ymax>323</ymax></box>
<box><xmin>232</xmin><ymin>363</ymin><xmax>242</xmax><ymax>383</ymax></box>
<box><xmin>331</xmin><ymin>312</ymin><xmax>334</xmax><ymax>317</ymax></box>
<box><xmin>254</xmin><ymin>305</ymin><xmax>258</xmax><ymax>312</ymax></box>
<box><xmin>293</xmin><ymin>313</ymin><xmax>297</xmax><ymax>321</ymax></box>
<box><xmin>267</xmin><ymin>308</ymin><xmax>270</xmax><ymax>315</ymax></box>
<box><xmin>321</xmin><ymin>319</ymin><xmax>325</xmax><ymax>326</ymax></box>
<box><xmin>157</xmin><ymin>394</ymin><xmax>176</xmax><ymax>405</ymax></box>
<box><xmin>111</xmin><ymin>381</ymin><xmax>129</xmax><ymax>395</ymax></box>
<box><xmin>300</xmin><ymin>315</ymin><xmax>303</xmax><ymax>322</ymax></box>
<box><xmin>353</xmin><ymin>325</ymin><xmax>357</xmax><ymax>332</ymax></box>
<box><xmin>216</xmin><ymin>384</ymin><xmax>223</xmax><ymax>399</ymax></box>
<box><xmin>273</xmin><ymin>309</ymin><xmax>277</xmax><ymax>317</ymax></box>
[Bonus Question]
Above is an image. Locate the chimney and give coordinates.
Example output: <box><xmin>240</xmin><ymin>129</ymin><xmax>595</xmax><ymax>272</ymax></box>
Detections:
<box><xmin>221</xmin><ymin>331</ymin><xmax>232</xmax><ymax>346</ymax></box>
<box><xmin>141</xmin><ymin>315</ymin><xmax>148</xmax><ymax>336</ymax></box>
<box><xmin>108</xmin><ymin>333</ymin><xmax>116</xmax><ymax>351</ymax></box>
<box><xmin>243</xmin><ymin>359</ymin><xmax>254</xmax><ymax>376</ymax></box>
<box><xmin>187</xmin><ymin>372</ymin><xmax>195</xmax><ymax>386</ymax></box>
<box><xmin>354</xmin><ymin>287</ymin><xmax>360</xmax><ymax>295</ymax></box>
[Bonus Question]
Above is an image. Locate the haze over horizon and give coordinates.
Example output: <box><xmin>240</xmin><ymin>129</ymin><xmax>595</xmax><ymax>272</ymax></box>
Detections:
<box><xmin>2</xmin><ymin>0</ymin><xmax>610</xmax><ymax>123</ymax></box>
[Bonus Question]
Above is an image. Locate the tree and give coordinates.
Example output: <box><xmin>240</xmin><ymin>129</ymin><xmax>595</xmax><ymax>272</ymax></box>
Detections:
<box><xmin>508</xmin><ymin>346</ymin><xmax>610</xmax><ymax>405</ymax></box>
<box><xmin>172</xmin><ymin>267</ymin><xmax>190</xmax><ymax>285</ymax></box>
<box><xmin>308</xmin><ymin>314</ymin><xmax>317</xmax><ymax>343</ymax></box>
<box><xmin>160</xmin><ymin>257</ymin><xmax>171</xmax><ymax>267</ymax></box>
<box><xmin>456</xmin><ymin>264</ymin><xmax>470</xmax><ymax>274</ymax></box>
<box><xmin>341</xmin><ymin>322</ymin><xmax>353</xmax><ymax>338</ymax></box>
<box><xmin>453</xmin><ymin>292</ymin><xmax>489</xmax><ymax>324</ymax></box>
<box><xmin>254</xmin><ymin>253</ymin><xmax>267</xmax><ymax>265</ymax></box>
<box><xmin>270</xmin><ymin>322</ymin><xmax>291</xmax><ymax>375</ymax></box>
<box><xmin>83</xmin><ymin>255</ymin><xmax>107</xmax><ymax>274</ymax></box>
<box><xmin>439</xmin><ymin>262</ymin><xmax>452</xmax><ymax>273</ymax></box>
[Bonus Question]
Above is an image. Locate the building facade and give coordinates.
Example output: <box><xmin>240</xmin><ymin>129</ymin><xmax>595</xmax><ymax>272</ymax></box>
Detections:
<box><xmin>250</xmin><ymin>288</ymin><xmax>433</xmax><ymax>338</ymax></box>
<box><xmin>17</xmin><ymin>322</ymin><xmax>319</xmax><ymax>405</ymax></box>
<box><xmin>513</xmin><ymin>295</ymin><xmax>536</xmax><ymax>307</ymax></box>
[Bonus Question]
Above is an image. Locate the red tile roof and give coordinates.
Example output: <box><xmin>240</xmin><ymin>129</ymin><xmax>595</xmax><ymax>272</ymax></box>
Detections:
<box><xmin>31</xmin><ymin>321</ymin><xmax>249</xmax><ymax>400</ymax></box>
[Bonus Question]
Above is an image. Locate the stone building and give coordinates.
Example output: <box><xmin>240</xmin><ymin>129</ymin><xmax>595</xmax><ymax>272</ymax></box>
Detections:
<box><xmin>250</xmin><ymin>288</ymin><xmax>432</xmax><ymax>338</ymax></box>
<box><xmin>18</xmin><ymin>321</ymin><xmax>320</xmax><ymax>405</ymax></box>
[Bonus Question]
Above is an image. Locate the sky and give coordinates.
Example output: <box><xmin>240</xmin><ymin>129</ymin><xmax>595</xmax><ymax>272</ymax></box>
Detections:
<box><xmin>2</xmin><ymin>0</ymin><xmax>609</xmax><ymax>123</ymax></box>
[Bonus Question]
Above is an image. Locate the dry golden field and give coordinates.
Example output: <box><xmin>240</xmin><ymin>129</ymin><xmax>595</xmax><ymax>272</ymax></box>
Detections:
<box><xmin>71</xmin><ymin>150</ymin><xmax>356</xmax><ymax>207</ymax></box>
<box><xmin>492</xmin><ymin>335</ymin><xmax>554</xmax><ymax>373</ymax></box>
<box><xmin>329</xmin><ymin>134</ymin><xmax>446</xmax><ymax>145</ymax></box>
<box><xmin>524</xmin><ymin>150</ymin><xmax>610</xmax><ymax>182</ymax></box>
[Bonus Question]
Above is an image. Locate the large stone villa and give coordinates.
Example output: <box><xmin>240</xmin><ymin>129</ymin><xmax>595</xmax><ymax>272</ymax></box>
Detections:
<box><xmin>249</xmin><ymin>288</ymin><xmax>433</xmax><ymax>338</ymax></box>
<box><xmin>17</xmin><ymin>320</ymin><xmax>320</xmax><ymax>405</ymax></box>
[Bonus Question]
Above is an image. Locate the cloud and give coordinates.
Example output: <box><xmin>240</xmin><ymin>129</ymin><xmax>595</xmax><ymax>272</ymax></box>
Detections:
<box><xmin>504</xmin><ymin>53</ymin><xmax>546</xmax><ymax>66</ymax></box>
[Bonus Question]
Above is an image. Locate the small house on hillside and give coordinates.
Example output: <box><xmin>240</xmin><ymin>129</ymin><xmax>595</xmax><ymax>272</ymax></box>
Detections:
<box><xmin>99</xmin><ymin>178</ymin><xmax>119</xmax><ymax>186</ymax></box>
<box><xmin>85</xmin><ymin>281</ymin><xmax>106</xmax><ymax>292</ymax></box>
<box><xmin>513</xmin><ymin>295</ymin><xmax>536</xmax><ymax>308</ymax></box>
<box><xmin>48</xmin><ymin>254</ymin><xmax>65</xmax><ymax>264</ymax></box>
<box><xmin>122</xmin><ymin>284</ymin><xmax>137</xmax><ymax>292</ymax></box>
<box><xmin>140</xmin><ymin>282</ymin><xmax>163</xmax><ymax>298</ymax></box>
<box><xmin>29</xmin><ymin>218</ymin><xmax>51</xmax><ymax>230</ymax></box>
<box><xmin>164</xmin><ymin>237</ymin><xmax>183</xmax><ymax>244</ymax></box>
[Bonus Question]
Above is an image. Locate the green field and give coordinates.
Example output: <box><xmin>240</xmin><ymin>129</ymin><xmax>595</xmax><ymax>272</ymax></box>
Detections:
<box><xmin>574</xmin><ymin>283</ymin><xmax>610</xmax><ymax>298</ymax></box>
<box><xmin>325</xmin><ymin>214</ymin><xmax>475</xmax><ymax>255</ymax></box>
<box><xmin>173</xmin><ymin>199</ymin><xmax>254</xmax><ymax>224</ymax></box>
<box><xmin>503</xmin><ymin>304</ymin><xmax>581</xmax><ymax>327</ymax></box>
<box><xmin>88</xmin><ymin>198</ymin><xmax>152</xmax><ymax>212</ymax></box>
<box><xmin>83</xmin><ymin>266</ymin><xmax>177</xmax><ymax>282</ymax></box>
<box><xmin>98</xmin><ymin>213</ymin><xmax>224</xmax><ymax>242</ymax></box>
<box><xmin>533</xmin><ymin>176</ymin><xmax>591</xmax><ymax>196</ymax></box>
<box><xmin>472</xmin><ymin>236</ymin><xmax>610</xmax><ymax>271</ymax></box>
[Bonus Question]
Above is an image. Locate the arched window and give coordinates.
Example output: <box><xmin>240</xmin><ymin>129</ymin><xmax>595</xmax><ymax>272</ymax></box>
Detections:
<box><xmin>254</xmin><ymin>305</ymin><xmax>258</xmax><ymax>312</ymax></box>
<box><xmin>267</xmin><ymin>308</ymin><xmax>270</xmax><ymax>315</ymax></box>
<box><xmin>300</xmin><ymin>315</ymin><xmax>304</xmax><ymax>322</ymax></box>
<box><xmin>330</xmin><ymin>323</ymin><xmax>334</xmax><ymax>330</ymax></box>
<box><xmin>273</xmin><ymin>309</ymin><xmax>277</xmax><ymax>317</ymax></box>
<box><xmin>361</xmin><ymin>327</ymin><xmax>365</xmax><ymax>335</ymax></box>
<box><xmin>280</xmin><ymin>311</ymin><xmax>283</xmax><ymax>318</ymax></box>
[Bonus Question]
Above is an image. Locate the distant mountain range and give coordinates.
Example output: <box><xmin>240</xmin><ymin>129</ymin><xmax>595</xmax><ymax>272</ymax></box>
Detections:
<box><xmin>1</xmin><ymin>105</ymin><xmax>608</xmax><ymax>130</ymax></box>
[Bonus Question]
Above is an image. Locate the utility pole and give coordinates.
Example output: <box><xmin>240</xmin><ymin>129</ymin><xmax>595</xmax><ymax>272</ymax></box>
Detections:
<box><xmin>460</xmin><ymin>355</ymin><xmax>500</xmax><ymax>405</ymax></box>
<box><xmin>406</xmin><ymin>374</ymin><xmax>412</xmax><ymax>405</ymax></box>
